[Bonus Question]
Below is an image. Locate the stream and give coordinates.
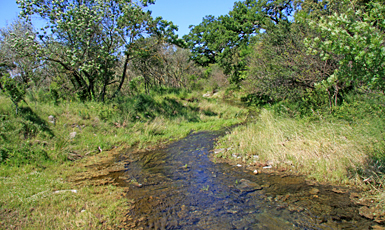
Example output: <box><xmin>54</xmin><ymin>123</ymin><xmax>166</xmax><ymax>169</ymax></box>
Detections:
<box><xmin>95</xmin><ymin>128</ymin><xmax>378</xmax><ymax>229</ymax></box>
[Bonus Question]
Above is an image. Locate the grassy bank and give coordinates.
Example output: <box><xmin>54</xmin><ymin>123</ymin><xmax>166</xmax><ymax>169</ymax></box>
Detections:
<box><xmin>0</xmin><ymin>90</ymin><xmax>247</xmax><ymax>229</ymax></box>
<box><xmin>215</xmin><ymin>92</ymin><xmax>385</xmax><ymax>215</ymax></box>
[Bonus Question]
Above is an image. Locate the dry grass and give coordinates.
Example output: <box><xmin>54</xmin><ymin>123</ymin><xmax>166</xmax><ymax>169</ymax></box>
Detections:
<box><xmin>216</xmin><ymin>109</ymin><xmax>381</xmax><ymax>186</ymax></box>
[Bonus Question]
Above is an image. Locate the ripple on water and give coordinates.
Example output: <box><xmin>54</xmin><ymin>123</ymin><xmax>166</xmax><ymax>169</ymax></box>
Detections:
<box><xmin>82</xmin><ymin>129</ymin><xmax>380</xmax><ymax>229</ymax></box>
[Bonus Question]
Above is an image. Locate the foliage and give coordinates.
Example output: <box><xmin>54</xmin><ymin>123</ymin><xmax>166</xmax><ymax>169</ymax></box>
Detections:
<box><xmin>130</xmin><ymin>39</ymin><xmax>202</xmax><ymax>92</ymax></box>
<box><xmin>184</xmin><ymin>0</ymin><xmax>294</xmax><ymax>84</ymax></box>
<box><xmin>15</xmin><ymin>0</ymin><xmax>179</xmax><ymax>102</ymax></box>
<box><xmin>244</xmin><ymin>19</ymin><xmax>338</xmax><ymax>105</ymax></box>
<box><xmin>0</xmin><ymin>73</ymin><xmax>26</xmax><ymax>114</ymax></box>
<box><xmin>0</xmin><ymin>19</ymin><xmax>41</xmax><ymax>86</ymax></box>
<box><xmin>305</xmin><ymin>1</ymin><xmax>385</xmax><ymax>92</ymax></box>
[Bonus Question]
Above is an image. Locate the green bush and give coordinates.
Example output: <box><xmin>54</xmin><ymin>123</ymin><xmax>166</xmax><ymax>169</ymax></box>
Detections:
<box><xmin>4</xmin><ymin>144</ymin><xmax>50</xmax><ymax>166</ymax></box>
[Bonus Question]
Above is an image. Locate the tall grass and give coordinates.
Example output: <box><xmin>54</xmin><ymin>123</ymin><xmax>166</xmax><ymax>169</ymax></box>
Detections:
<box><xmin>216</xmin><ymin>108</ymin><xmax>384</xmax><ymax>187</ymax></box>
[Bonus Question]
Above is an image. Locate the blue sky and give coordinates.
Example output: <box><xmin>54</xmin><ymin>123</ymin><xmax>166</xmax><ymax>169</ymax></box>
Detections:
<box><xmin>0</xmin><ymin>0</ymin><xmax>237</xmax><ymax>37</ymax></box>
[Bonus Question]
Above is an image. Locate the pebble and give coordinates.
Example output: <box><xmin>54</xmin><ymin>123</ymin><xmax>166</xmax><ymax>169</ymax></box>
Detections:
<box><xmin>253</xmin><ymin>170</ymin><xmax>258</xmax><ymax>174</ymax></box>
<box><xmin>214</xmin><ymin>148</ymin><xmax>226</xmax><ymax>154</ymax></box>
<box><xmin>263</xmin><ymin>165</ymin><xmax>272</xmax><ymax>169</ymax></box>
<box><xmin>48</xmin><ymin>115</ymin><xmax>55</xmax><ymax>124</ymax></box>
<box><xmin>69</xmin><ymin>132</ymin><xmax>77</xmax><ymax>139</ymax></box>
<box><xmin>236</xmin><ymin>164</ymin><xmax>242</xmax><ymax>167</ymax></box>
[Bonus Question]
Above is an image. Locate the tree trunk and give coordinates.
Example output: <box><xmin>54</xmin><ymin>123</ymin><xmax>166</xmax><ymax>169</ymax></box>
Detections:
<box><xmin>326</xmin><ymin>88</ymin><xmax>332</xmax><ymax>110</ymax></box>
<box><xmin>334</xmin><ymin>84</ymin><xmax>339</xmax><ymax>107</ymax></box>
<box><xmin>113</xmin><ymin>54</ymin><xmax>130</xmax><ymax>98</ymax></box>
<box><xmin>100</xmin><ymin>74</ymin><xmax>109</xmax><ymax>103</ymax></box>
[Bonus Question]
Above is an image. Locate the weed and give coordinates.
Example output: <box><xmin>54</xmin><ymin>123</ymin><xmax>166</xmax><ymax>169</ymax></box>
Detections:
<box><xmin>200</xmin><ymin>185</ymin><xmax>209</xmax><ymax>191</ymax></box>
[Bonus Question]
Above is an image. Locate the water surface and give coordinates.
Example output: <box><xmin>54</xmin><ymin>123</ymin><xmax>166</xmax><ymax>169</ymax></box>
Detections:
<box><xmin>105</xmin><ymin>129</ymin><xmax>376</xmax><ymax>229</ymax></box>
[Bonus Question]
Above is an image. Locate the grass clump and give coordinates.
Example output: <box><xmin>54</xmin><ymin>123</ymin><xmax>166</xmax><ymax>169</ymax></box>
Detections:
<box><xmin>217</xmin><ymin>109</ymin><xmax>376</xmax><ymax>183</ymax></box>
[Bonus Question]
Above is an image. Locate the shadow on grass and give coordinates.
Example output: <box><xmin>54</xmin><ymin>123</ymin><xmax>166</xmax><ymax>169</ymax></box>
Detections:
<box><xmin>0</xmin><ymin>106</ymin><xmax>53</xmax><ymax>166</ymax></box>
<box><xmin>115</xmin><ymin>94</ymin><xmax>200</xmax><ymax>122</ymax></box>
<box><xmin>19</xmin><ymin>106</ymin><xmax>54</xmax><ymax>138</ymax></box>
<box><xmin>202</xmin><ymin>109</ymin><xmax>218</xmax><ymax>117</ymax></box>
<box><xmin>349</xmin><ymin>149</ymin><xmax>385</xmax><ymax>188</ymax></box>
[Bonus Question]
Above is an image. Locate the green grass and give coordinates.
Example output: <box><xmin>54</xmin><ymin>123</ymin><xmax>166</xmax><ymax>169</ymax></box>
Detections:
<box><xmin>0</xmin><ymin>90</ymin><xmax>247</xmax><ymax>229</ymax></box>
<box><xmin>1</xmin><ymin>91</ymin><xmax>246</xmax><ymax>166</ymax></box>
<box><xmin>0</xmin><ymin>164</ymin><xmax>130</xmax><ymax>229</ymax></box>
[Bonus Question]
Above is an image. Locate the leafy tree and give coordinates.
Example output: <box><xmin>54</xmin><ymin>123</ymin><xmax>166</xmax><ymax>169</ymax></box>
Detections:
<box><xmin>131</xmin><ymin>39</ymin><xmax>201</xmax><ymax>91</ymax></box>
<box><xmin>184</xmin><ymin>0</ymin><xmax>294</xmax><ymax>84</ymax></box>
<box><xmin>305</xmin><ymin>1</ymin><xmax>385</xmax><ymax>104</ymax></box>
<box><xmin>0</xmin><ymin>20</ymin><xmax>37</xmax><ymax>113</ymax></box>
<box><xmin>0</xmin><ymin>19</ymin><xmax>42</xmax><ymax>86</ymax></box>
<box><xmin>15</xmin><ymin>0</ymin><xmax>178</xmax><ymax>102</ymax></box>
<box><xmin>244</xmin><ymin>19</ymin><xmax>338</xmax><ymax>104</ymax></box>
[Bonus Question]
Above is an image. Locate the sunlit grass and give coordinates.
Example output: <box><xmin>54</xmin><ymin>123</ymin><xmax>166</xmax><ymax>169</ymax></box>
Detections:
<box><xmin>0</xmin><ymin>164</ymin><xmax>129</xmax><ymax>229</ymax></box>
<box><xmin>216</xmin><ymin>109</ymin><xmax>384</xmax><ymax>187</ymax></box>
<box><xmin>0</xmin><ymin>91</ymin><xmax>246</xmax><ymax>229</ymax></box>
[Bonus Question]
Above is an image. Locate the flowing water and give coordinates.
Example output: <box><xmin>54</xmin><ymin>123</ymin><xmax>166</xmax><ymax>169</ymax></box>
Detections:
<box><xmin>95</xmin><ymin>128</ymin><xmax>378</xmax><ymax>229</ymax></box>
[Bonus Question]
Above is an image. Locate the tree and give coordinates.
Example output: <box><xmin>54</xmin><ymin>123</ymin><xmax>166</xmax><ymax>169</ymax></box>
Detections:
<box><xmin>305</xmin><ymin>1</ymin><xmax>385</xmax><ymax>103</ymax></box>
<box><xmin>131</xmin><ymin>39</ymin><xmax>201</xmax><ymax>91</ymax></box>
<box><xmin>0</xmin><ymin>19</ymin><xmax>39</xmax><ymax>113</ymax></box>
<box><xmin>0</xmin><ymin>19</ymin><xmax>42</xmax><ymax>86</ymax></box>
<box><xmin>15</xmin><ymin>0</ymin><xmax>179</xmax><ymax>102</ymax></box>
<box><xmin>244</xmin><ymin>21</ymin><xmax>338</xmax><ymax>104</ymax></box>
<box><xmin>184</xmin><ymin>0</ymin><xmax>294</xmax><ymax>84</ymax></box>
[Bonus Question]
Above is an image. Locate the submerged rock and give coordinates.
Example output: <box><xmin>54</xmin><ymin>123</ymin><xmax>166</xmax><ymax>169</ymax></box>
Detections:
<box><xmin>236</xmin><ymin>179</ymin><xmax>262</xmax><ymax>192</ymax></box>
<box><xmin>359</xmin><ymin>206</ymin><xmax>385</xmax><ymax>224</ymax></box>
<box><xmin>309</xmin><ymin>188</ymin><xmax>320</xmax><ymax>195</ymax></box>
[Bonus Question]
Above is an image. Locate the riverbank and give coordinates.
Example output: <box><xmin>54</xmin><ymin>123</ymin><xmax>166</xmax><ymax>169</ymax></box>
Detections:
<box><xmin>1</xmin><ymin>89</ymin><xmax>384</xmax><ymax>228</ymax></box>
<box><xmin>214</xmin><ymin>107</ymin><xmax>385</xmax><ymax>224</ymax></box>
<box><xmin>0</xmin><ymin>91</ymin><xmax>248</xmax><ymax>229</ymax></box>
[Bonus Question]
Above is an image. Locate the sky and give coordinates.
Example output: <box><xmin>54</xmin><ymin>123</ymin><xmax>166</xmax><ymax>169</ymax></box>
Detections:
<box><xmin>0</xmin><ymin>0</ymin><xmax>237</xmax><ymax>37</ymax></box>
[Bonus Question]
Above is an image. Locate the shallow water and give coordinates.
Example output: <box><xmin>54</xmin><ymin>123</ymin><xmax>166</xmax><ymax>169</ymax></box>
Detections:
<box><xmin>103</xmin><ymin>129</ymin><xmax>376</xmax><ymax>229</ymax></box>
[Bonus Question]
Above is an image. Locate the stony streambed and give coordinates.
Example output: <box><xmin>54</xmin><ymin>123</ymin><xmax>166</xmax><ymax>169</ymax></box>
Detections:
<box><xmin>74</xmin><ymin>128</ymin><xmax>383</xmax><ymax>229</ymax></box>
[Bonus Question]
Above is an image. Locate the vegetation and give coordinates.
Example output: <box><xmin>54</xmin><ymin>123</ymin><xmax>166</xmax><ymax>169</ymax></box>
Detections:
<box><xmin>0</xmin><ymin>89</ymin><xmax>246</xmax><ymax>228</ymax></box>
<box><xmin>1</xmin><ymin>0</ymin><xmax>385</xmax><ymax>227</ymax></box>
